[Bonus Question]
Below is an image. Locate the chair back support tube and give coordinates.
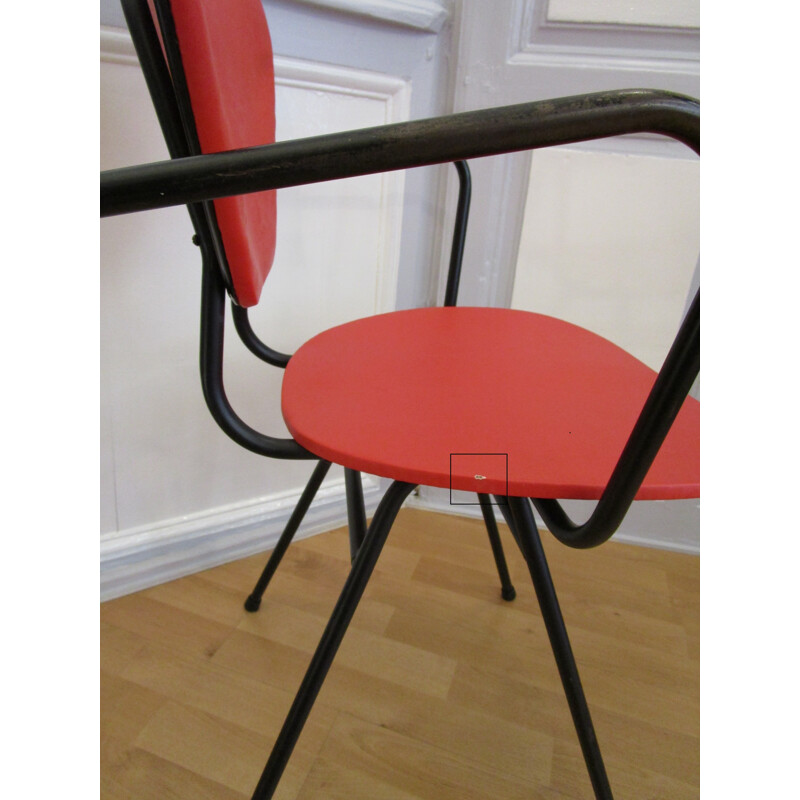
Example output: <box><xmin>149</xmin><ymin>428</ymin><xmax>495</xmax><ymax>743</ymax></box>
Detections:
<box><xmin>101</xmin><ymin>90</ymin><xmax>699</xmax><ymax>218</ymax></box>
<box><xmin>199</xmin><ymin>248</ymin><xmax>311</xmax><ymax>459</ymax></box>
<box><xmin>120</xmin><ymin>0</ymin><xmax>187</xmax><ymax>162</ymax></box>
<box><xmin>443</xmin><ymin>160</ymin><xmax>472</xmax><ymax>307</ymax></box>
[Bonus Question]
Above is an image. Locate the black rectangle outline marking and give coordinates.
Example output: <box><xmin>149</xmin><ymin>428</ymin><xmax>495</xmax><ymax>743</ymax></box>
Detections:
<box><xmin>449</xmin><ymin>452</ymin><xmax>508</xmax><ymax>505</ymax></box>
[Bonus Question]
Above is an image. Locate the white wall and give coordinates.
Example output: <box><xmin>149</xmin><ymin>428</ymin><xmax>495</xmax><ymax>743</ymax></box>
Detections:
<box><xmin>100</xmin><ymin>1</ymin><xmax>455</xmax><ymax>599</ymax></box>
<box><xmin>512</xmin><ymin>147</ymin><xmax>699</xmax><ymax>372</ymax></box>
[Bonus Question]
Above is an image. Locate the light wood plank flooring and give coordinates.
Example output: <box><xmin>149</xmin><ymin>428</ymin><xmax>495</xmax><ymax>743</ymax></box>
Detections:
<box><xmin>101</xmin><ymin>507</ymin><xmax>699</xmax><ymax>799</ymax></box>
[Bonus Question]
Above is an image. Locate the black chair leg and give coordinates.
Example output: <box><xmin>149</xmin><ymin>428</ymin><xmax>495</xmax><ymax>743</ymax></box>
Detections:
<box><xmin>493</xmin><ymin>494</ymin><xmax>523</xmax><ymax>551</ymax></box>
<box><xmin>250</xmin><ymin>480</ymin><xmax>416</xmax><ymax>800</ymax></box>
<box><xmin>244</xmin><ymin>460</ymin><xmax>332</xmax><ymax>612</ymax></box>
<box><xmin>477</xmin><ymin>494</ymin><xmax>516</xmax><ymax>600</ymax></box>
<box><xmin>344</xmin><ymin>468</ymin><xmax>368</xmax><ymax>561</ymax></box>
<box><xmin>507</xmin><ymin>496</ymin><xmax>614</xmax><ymax>800</ymax></box>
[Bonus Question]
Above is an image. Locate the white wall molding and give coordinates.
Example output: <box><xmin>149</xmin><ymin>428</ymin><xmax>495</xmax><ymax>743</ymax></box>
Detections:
<box><xmin>100</xmin><ymin>25</ymin><xmax>138</xmax><ymax>65</ymax></box>
<box><xmin>100</xmin><ymin>28</ymin><xmax>413</xmax><ymax>112</ymax></box>
<box><xmin>101</xmin><ymin>475</ymin><xmax>381</xmax><ymax>601</ymax></box>
<box><xmin>509</xmin><ymin>0</ymin><xmax>699</xmax><ymax>64</ymax></box>
<box><xmin>546</xmin><ymin>0</ymin><xmax>698</xmax><ymax>30</ymax></box>
<box><xmin>289</xmin><ymin>0</ymin><xmax>449</xmax><ymax>33</ymax></box>
<box><xmin>608</xmin><ymin>530</ymin><xmax>699</xmax><ymax>556</ymax></box>
<box><xmin>500</xmin><ymin>0</ymin><xmax>700</xmax><ymax>154</ymax></box>
<box><xmin>507</xmin><ymin>48</ymin><xmax>700</xmax><ymax>75</ymax></box>
<box><xmin>275</xmin><ymin>54</ymin><xmax>411</xmax><ymax>107</ymax></box>
<box><xmin>271</xmin><ymin>54</ymin><xmax>411</xmax><ymax>318</ymax></box>
<box><xmin>269</xmin><ymin>54</ymin><xmax>410</xmax><ymax>326</ymax></box>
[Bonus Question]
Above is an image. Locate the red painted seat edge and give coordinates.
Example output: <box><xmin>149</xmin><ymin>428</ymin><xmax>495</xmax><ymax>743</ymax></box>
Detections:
<box><xmin>281</xmin><ymin>307</ymin><xmax>699</xmax><ymax>501</ymax></box>
<box><xmin>282</xmin><ymin>431</ymin><xmax>700</xmax><ymax>501</ymax></box>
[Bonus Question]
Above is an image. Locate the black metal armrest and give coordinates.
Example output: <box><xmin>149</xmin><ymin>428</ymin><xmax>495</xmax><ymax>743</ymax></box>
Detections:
<box><xmin>101</xmin><ymin>89</ymin><xmax>699</xmax><ymax>217</ymax></box>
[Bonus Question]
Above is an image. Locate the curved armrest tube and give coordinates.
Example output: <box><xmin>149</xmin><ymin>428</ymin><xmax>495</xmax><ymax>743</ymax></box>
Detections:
<box><xmin>101</xmin><ymin>89</ymin><xmax>699</xmax><ymax>217</ymax></box>
<box><xmin>532</xmin><ymin>290</ymin><xmax>700</xmax><ymax>549</ymax></box>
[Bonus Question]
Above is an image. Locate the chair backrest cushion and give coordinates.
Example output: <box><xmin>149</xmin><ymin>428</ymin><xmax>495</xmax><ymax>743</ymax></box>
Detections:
<box><xmin>168</xmin><ymin>0</ymin><xmax>277</xmax><ymax>307</ymax></box>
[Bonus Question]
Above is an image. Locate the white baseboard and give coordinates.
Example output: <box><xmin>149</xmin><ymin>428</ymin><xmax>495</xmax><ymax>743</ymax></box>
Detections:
<box><xmin>101</xmin><ymin>478</ymin><xmax>697</xmax><ymax>602</ymax></box>
<box><xmin>407</xmin><ymin>493</ymin><xmax>700</xmax><ymax>556</ymax></box>
<box><xmin>606</xmin><ymin>528</ymin><xmax>700</xmax><ymax>555</ymax></box>
<box><xmin>100</xmin><ymin>475</ymin><xmax>380</xmax><ymax>602</ymax></box>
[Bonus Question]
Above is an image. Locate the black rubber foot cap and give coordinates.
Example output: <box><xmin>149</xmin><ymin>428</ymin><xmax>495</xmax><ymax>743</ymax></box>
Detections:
<box><xmin>244</xmin><ymin>595</ymin><xmax>262</xmax><ymax>613</ymax></box>
<box><xmin>501</xmin><ymin>585</ymin><xmax>517</xmax><ymax>602</ymax></box>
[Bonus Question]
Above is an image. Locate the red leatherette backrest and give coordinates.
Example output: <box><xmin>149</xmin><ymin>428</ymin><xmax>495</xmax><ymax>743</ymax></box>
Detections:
<box><xmin>167</xmin><ymin>0</ymin><xmax>277</xmax><ymax>307</ymax></box>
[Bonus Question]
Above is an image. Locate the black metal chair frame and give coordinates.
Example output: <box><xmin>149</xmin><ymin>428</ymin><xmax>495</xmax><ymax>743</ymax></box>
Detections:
<box><xmin>103</xmin><ymin>3</ymin><xmax>700</xmax><ymax>797</ymax></box>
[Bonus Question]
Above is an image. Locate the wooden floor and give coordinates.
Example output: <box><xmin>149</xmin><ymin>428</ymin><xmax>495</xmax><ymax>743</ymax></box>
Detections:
<box><xmin>101</xmin><ymin>508</ymin><xmax>699</xmax><ymax>799</ymax></box>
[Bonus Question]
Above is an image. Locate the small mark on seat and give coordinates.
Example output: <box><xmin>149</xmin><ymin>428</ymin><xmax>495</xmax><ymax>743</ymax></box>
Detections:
<box><xmin>475</xmin><ymin>474</ymin><xmax>486</xmax><ymax>480</ymax></box>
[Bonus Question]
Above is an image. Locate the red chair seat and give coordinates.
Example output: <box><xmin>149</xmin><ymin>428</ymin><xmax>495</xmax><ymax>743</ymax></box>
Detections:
<box><xmin>282</xmin><ymin>307</ymin><xmax>699</xmax><ymax>500</ymax></box>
